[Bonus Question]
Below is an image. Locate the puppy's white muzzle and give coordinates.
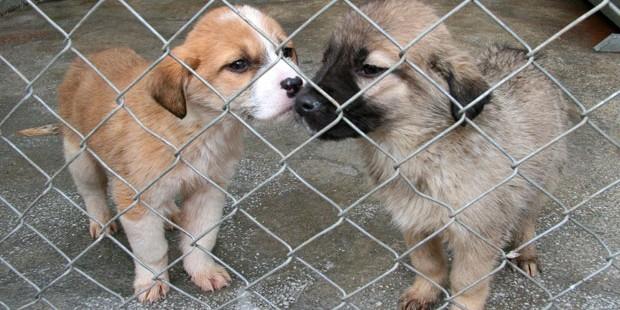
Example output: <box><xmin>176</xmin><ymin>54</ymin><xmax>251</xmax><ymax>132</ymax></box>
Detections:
<box><xmin>251</xmin><ymin>58</ymin><xmax>303</xmax><ymax>120</ymax></box>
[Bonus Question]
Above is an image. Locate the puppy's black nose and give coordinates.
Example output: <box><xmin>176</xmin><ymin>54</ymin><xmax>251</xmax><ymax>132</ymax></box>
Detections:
<box><xmin>280</xmin><ymin>76</ymin><xmax>303</xmax><ymax>98</ymax></box>
<box><xmin>295</xmin><ymin>92</ymin><xmax>322</xmax><ymax>114</ymax></box>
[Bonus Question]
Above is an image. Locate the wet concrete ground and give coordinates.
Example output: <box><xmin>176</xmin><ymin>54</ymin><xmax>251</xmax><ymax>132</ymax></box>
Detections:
<box><xmin>1</xmin><ymin>0</ymin><xmax>619</xmax><ymax>309</ymax></box>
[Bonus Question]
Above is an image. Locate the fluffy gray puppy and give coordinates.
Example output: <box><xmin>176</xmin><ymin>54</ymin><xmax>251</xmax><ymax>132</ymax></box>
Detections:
<box><xmin>294</xmin><ymin>1</ymin><xmax>571</xmax><ymax>309</ymax></box>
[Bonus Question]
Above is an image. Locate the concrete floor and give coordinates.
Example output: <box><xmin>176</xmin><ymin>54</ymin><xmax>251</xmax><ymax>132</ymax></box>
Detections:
<box><xmin>1</xmin><ymin>0</ymin><xmax>619</xmax><ymax>309</ymax></box>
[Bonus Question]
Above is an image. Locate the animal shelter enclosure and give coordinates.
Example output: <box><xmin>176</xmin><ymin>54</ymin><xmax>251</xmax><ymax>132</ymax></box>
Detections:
<box><xmin>1</xmin><ymin>0</ymin><xmax>619</xmax><ymax>309</ymax></box>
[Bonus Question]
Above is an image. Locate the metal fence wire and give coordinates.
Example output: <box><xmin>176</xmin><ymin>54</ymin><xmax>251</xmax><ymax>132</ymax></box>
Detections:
<box><xmin>1</xmin><ymin>0</ymin><xmax>619</xmax><ymax>309</ymax></box>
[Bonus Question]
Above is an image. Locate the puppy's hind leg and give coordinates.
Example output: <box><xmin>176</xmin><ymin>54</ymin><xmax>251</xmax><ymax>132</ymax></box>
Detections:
<box><xmin>64</xmin><ymin>138</ymin><xmax>117</xmax><ymax>238</ymax></box>
<box><xmin>399</xmin><ymin>232</ymin><xmax>448</xmax><ymax>310</ymax></box>
<box><xmin>180</xmin><ymin>186</ymin><xmax>231</xmax><ymax>292</ymax></box>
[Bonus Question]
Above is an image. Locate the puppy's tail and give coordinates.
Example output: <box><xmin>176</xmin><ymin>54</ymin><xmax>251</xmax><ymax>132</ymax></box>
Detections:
<box><xmin>17</xmin><ymin>123</ymin><xmax>61</xmax><ymax>137</ymax></box>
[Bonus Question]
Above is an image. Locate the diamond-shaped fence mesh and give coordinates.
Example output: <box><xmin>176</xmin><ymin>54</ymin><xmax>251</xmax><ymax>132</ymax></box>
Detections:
<box><xmin>1</xmin><ymin>0</ymin><xmax>619</xmax><ymax>309</ymax></box>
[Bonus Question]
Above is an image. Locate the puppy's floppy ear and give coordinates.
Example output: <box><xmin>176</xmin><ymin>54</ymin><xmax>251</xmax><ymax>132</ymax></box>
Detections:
<box><xmin>148</xmin><ymin>48</ymin><xmax>200</xmax><ymax>119</ymax></box>
<box><xmin>431</xmin><ymin>53</ymin><xmax>491</xmax><ymax>123</ymax></box>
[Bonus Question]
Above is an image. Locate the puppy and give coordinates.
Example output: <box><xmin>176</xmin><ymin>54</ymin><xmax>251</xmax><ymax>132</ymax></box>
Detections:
<box><xmin>294</xmin><ymin>1</ymin><xmax>569</xmax><ymax>309</ymax></box>
<box><xmin>57</xmin><ymin>5</ymin><xmax>301</xmax><ymax>302</ymax></box>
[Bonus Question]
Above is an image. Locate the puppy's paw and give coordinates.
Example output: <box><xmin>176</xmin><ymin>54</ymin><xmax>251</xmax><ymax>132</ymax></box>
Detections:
<box><xmin>135</xmin><ymin>279</ymin><xmax>169</xmax><ymax>303</ymax></box>
<box><xmin>399</xmin><ymin>286</ymin><xmax>438</xmax><ymax>310</ymax></box>
<box><xmin>89</xmin><ymin>220</ymin><xmax>118</xmax><ymax>239</ymax></box>
<box><xmin>517</xmin><ymin>257</ymin><xmax>540</xmax><ymax>277</ymax></box>
<box><xmin>189</xmin><ymin>264</ymin><xmax>231</xmax><ymax>292</ymax></box>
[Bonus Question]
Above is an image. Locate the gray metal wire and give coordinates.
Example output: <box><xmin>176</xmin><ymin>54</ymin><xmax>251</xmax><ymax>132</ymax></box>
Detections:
<box><xmin>1</xmin><ymin>0</ymin><xmax>618</xmax><ymax>309</ymax></box>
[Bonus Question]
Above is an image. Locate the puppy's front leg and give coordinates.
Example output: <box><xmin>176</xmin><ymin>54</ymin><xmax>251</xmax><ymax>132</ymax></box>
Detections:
<box><xmin>399</xmin><ymin>232</ymin><xmax>448</xmax><ymax>310</ymax></box>
<box><xmin>180</xmin><ymin>186</ymin><xmax>231</xmax><ymax>292</ymax></box>
<box><xmin>119</xmin><ymin>207</ymin><xmax>170</xmax><ymax>303</ymax></box>
<box><xmin>449</xmin><ymin>237</ymin><xmax>500</xmax><ymax>310</ymax></box>
<box><xmin>114</xmin><ymin>180</ymin><xmax>169</xmax><ymax>303</ymax></box>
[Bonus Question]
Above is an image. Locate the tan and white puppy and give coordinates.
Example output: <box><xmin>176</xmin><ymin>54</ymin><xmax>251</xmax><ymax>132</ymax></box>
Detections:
<box><xmin>295</xmin><ymin>1</ymin><xmax>570</xmax><ymax>309</ymax></box>
<box><xmin>57</xmin><ymin>5</ymin><xmax>301</xmax><ymax>303</ymax></box>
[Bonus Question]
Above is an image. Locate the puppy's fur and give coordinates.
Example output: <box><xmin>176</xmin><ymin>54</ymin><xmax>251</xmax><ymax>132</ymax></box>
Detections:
<box><xmin>58</xmin><ymin>6</ymin><xmax>301</xmax><ymax>302</ymax></box>
<box><xmin>295</xmin><ymin>1</ymin><xmax>570</xmax><ymax>309</ymax></box>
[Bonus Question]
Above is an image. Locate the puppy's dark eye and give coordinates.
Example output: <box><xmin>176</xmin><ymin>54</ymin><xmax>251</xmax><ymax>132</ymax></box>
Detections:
<box><xmin>283</xmin><ymin>47</ymin><xmax>295</xmax><ymax>58</ymax></box>
<box><xmin>359</xmin><ymin>64</ymin><xmax>387</xmax><ymax>78</ymax></box>
<box><xmin>227</xmin><ymin>59</ymin><xmax>249</xmax><ymax>73</ymax></box>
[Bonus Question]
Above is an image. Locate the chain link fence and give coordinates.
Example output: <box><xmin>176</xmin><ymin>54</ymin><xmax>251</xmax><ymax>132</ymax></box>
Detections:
<box><xmin>1</xmin><ymin>0</ymin><xmax>619</xmax><ymax>309</ymax></box>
